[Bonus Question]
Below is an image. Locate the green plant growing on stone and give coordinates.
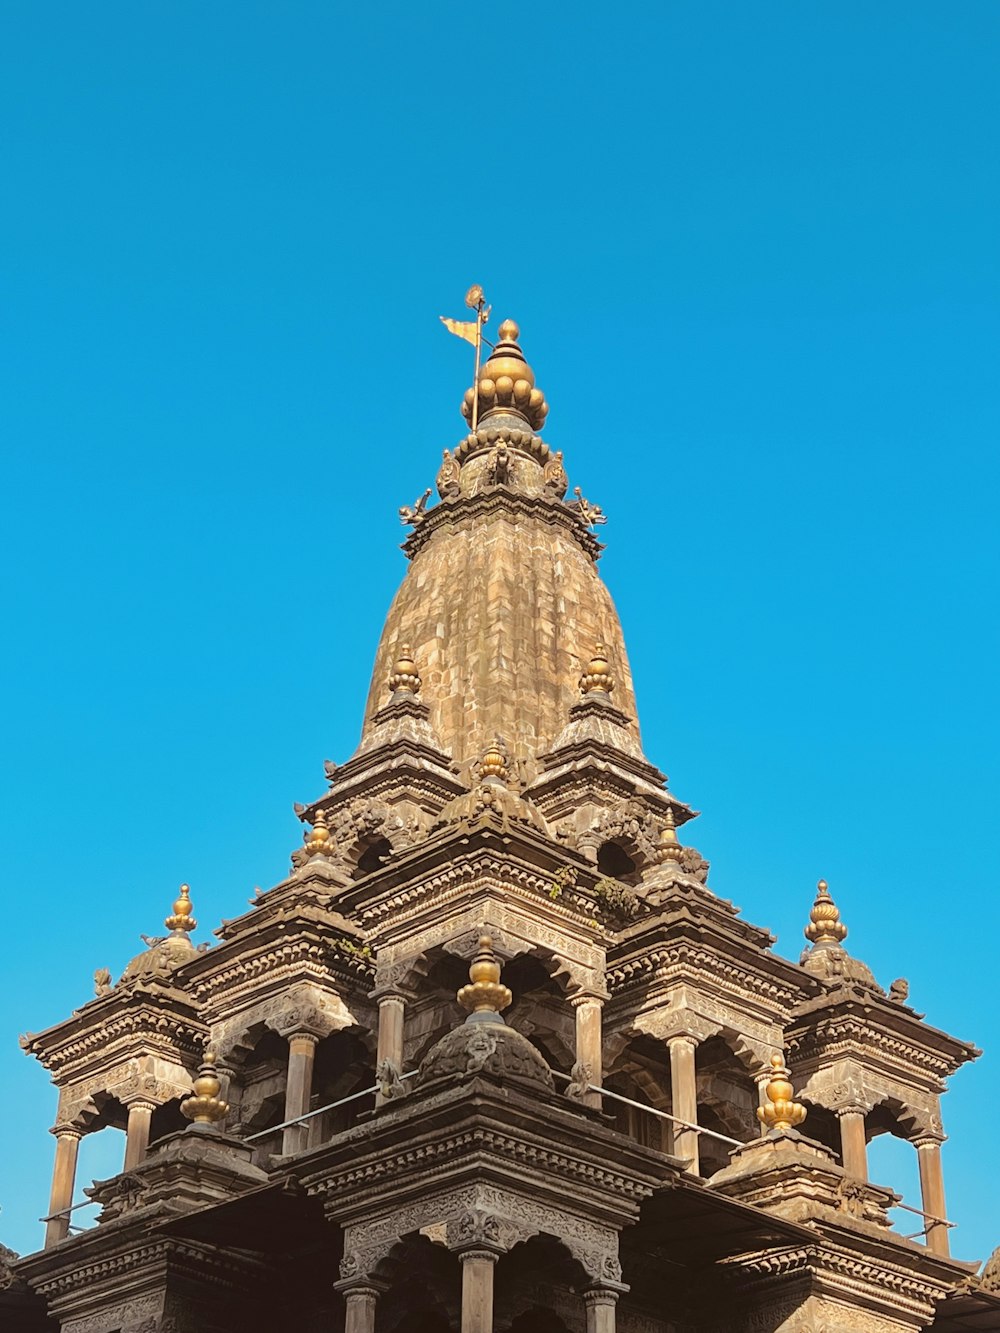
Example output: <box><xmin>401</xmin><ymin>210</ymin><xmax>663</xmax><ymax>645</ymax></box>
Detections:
<box><xmin>547</xmin><ymin>864</ymin><xmax>579</xmax><ymax>900</ymax></box>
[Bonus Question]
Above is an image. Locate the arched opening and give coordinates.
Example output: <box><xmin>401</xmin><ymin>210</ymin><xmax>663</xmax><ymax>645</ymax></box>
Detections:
<box><xmin>503</xmin><ymin>953</ymin><xmax>574</xmax><ymax>1077</ymax></box>
<box><xmin>798</xmin><ymin>1099</ymin><xmax>840</xmax><ymax>1157</ymax></box>
<box><xmin>605</xmin><ymin>1034</ymin><xmax>673</xmax><ymax>1153</ymax></box>
<box><xmin>597</xmin><ymin>840</ymin><xmax>637</xmax><ymax>881</ymax></box>
<box><xmin>378</xmin><ymin>1235</ymin><xmax>460</xmax><ymax>1333</ymax></box>
<box><xmin>356</xmin><ymin>836</ymin><xmax>392</xmax><ymax>878</ymax></box>
<box><xmin>495</xmin><ymin>1233</ymin><xmax>589</xmax><ymax>1331</ymax></box>
<box><xmin>149</xmin><ymin>1096</ymin><xmax>186</xmax><ymax>1147</ymax></box>
<box><xmin>694</xmin><ymin>1036</ymin><xmax>759</xmax><ymax>1176</ymax></box>
<box><xmin>227</xmin><ymin>1026</ymin><xmax>290</xmax><ymax>1163</ymax></box>
<box><xmin>306</xmin><ymin>1027</ymin><xmax>376</xmax><ymax>1144</ymax></box>
<box><xmin>866</xmin><ymin>1099</ymin><xmax>925</xmax><ymax>1238</ymax></box>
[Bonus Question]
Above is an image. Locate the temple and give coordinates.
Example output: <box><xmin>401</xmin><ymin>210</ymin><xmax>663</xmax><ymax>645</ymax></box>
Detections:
<box><xmin>7</xmin><ymin>308</ymin><xmax>999</xmax><ymax>1332</ymax></box>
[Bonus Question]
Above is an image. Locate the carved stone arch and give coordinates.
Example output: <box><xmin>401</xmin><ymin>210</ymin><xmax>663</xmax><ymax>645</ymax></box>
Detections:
<box><xmin>866</xmin><ymin>1090</ymin><xmax>934</xmax><ymax>1143</ymax></box>
<box><xmin>505</xmin><ymin>993</ymin><xmax>576</xmax><ymax>1072</ymax></box>
<box><xmin>496</xmin><ymin>1229</ymin><xmax>595</xmax><ymax>1321</ymax></box>
<box><xmin>717</xmin><ymin>1027</ymin><xmax>774</xmax><ymax>1076</ymax></box>
<box><xmin>578</xmin><ymin>798</ymin><xmax>659</xmax><ymax>875</ymax></box>
<box><xmin>329</xmin><ymin>797</ymin><xmax>415</xmax><ymax>878</ymax></box>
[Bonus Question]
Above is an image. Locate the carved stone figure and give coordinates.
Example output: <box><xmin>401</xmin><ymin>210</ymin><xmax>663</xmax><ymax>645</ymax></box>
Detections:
<box><xmin>564</xmin><ymin>1061</ymin><xmax>593</xmax><ymax>1101</ymax></box>
<box><xmin>436</xmin><ymin>448</ymin><xmax>461</xmax><ymax>498</ymax></box>
<box><xmin>566</xmin><ymin>486</ymin><xmax>607</xmax><ymax>526</ymax></box>
<box><xmin>486</xmin><ymin>444</ymin><xmax>513</xmax><ymax>487</ymax></box>
<box><xmin>93</xmin><ymin>967</ymin><xmax>113</xmax><ymax>998</ymax></box>
<box><xmin>375</xmin><ymin>1059</ymin><xmax>409</xmax><ymax>1101</ymax></box>
<box><xmin>542</xmin><ymin>448</ymin><xmax>568</xmax><ymax>497</ymax></box>
<box><xmin>888</xmin><ymin>977</ymin><xmax>909</xmax><ymax>1004</ymax></box>
<box><xmin>398</xmin><ymin>487</ymin><xmax>432</xmax><ymax>526</ymax></box>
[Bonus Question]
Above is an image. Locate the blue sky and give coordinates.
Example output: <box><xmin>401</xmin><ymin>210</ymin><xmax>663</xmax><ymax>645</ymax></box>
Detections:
<box><xmin>1</xmin><ymin>2</ymin><xmax>997</xmax><ymax>1262</ymax></box>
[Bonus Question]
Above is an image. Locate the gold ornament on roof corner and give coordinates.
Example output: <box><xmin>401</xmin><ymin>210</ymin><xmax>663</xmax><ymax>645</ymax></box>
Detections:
<box><xmin>655</xmin><ymin>807</ymin><xmax>685</xmax><ymax>864</ymax></box>
<box><xmin>479</xmin><ymin>737</ymin><xmax>509</xmax><ymax>784</ymax></box>
<box><xmin>756</xmin><ymin>1053</ymin><xmax>807</xmax><ymax>1134</ymax></box>
<box><xmin>804</xmin><ymin>878</ymin><xmax>848</xmax><ymax>946</ymax></box>
<box><xmin>457</xmin><ymin>935</ymin><xmax>512</xmax><ymax>1016</ymax></box>
<box><xmin>580</xmin><ymin>644</ymin><xmax>614</xmax><ymax>696</ymax></box>
<box><xmin>181</xmin><ymin>1050</ymin><xmax>229</xmax><ymax>1127</ymax></box>
<box><xmin>388</xmin><ymin>644</ymin><xmax>421</xmax><ymax>696</ymax></box>
<box><xmin>305</xmin><ymin>812</ymin><xmax>333</xmax><ymax>856</ymax></box>
<box><xmin>164</xmin><ymin>884</ymin><xmax>196</xmax><ymax>934</ymax></box>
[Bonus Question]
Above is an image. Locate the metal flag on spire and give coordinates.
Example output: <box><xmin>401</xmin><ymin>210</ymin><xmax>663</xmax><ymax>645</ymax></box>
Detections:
<box><xmin>440</xmin><ymin>285</ymin><xmax>491</xmax><ymax>431</ymax></box>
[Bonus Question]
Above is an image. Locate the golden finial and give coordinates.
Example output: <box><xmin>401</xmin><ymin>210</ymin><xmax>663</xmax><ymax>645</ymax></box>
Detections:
<box><xmin>181</xmin><ymin>1050</ymin><xmax>229</xmax><ymax>1127</ymax></box>
<box><xmin>655</xmin><ymin>807</ymin><xmax>684</xmax><ymax>864</ymax></box>
<box><xmin>804</xmin><ymin>878</ymin><xmax>848</xmax><ymax>946</ymax></box>
<box><xmin>388</xmin><ymin>644</ymin><xmax>421</xmax><ymax>696</ymax></box>
<box><xmin>478</xmin><ymin>736</ymin><xmax>509</xmax><ymax>784</ymax></box>
<box><xmin>457</xmin><ymin>935</ymin><xmax>513</xmax><ymax>1016</ymax></box>
<box><xmin>462</xmin><ymin>318</ymin><xmax>548</xmax><ymax>432</ymax></box>
<box><xmin>756</xmin><ymin>1053</ymin><xmax>807</xmax><ymax>1134</ymax></box>
<box><xmin>164</xmin><ymin>884</ymin><xmax>196</xmax><ymax>934</ymax></box>
<box><xmin>305</xmin><ymin>811</ymin><xmax>333</xmax><ymax>857</ymax></box>
<box><xmin>579</xmin><ymin>644</ymin><xmax>614</xmax><ymax>696</ymax></box>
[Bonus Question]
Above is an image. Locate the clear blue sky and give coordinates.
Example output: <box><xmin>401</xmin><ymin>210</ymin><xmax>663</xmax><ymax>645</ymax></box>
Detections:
<box><xmin>1</xmin><ymin>2</ymin><xmax>997</xmax><ymax>1263</ymax></box>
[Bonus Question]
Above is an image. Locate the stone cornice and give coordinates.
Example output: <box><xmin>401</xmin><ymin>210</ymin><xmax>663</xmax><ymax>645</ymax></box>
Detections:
<box><xmin>402</xmin><ymin>488</ymin><xmax>604</xmax><ymax>562</ymax></box>
<box><xmin>787</xmin><ymin>993</ymin><xmax>980</xmax><ymax>1083</ymax></box>
<box><xmin>288</xmin><ymin>1077</ymin><xmax>671</xmax><ymax>1231</ymax></box>
<box><xmin>21</xmin><ymin>989</ymin><xmax>204</xmax><ymax>1079</ymax></box>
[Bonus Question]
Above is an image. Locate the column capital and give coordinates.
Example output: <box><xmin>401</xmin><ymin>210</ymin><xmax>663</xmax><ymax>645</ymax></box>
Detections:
<box><xmin>913</xmin><ymin>1131</ymin><xmax>947</xmax><ymax>1149</ymax></box>
<box><xmin>123</xmin><ymin>1096</ymin><xmax>158</xmax><ymax>1113</ymax></box>
<box><xmin>570</xmin><ymin>990</ymin><xmax>608</xmax><ymax>1009</ymax></box>
<box><xmin>834</xmin><ymin>1101</ymin><xmax>872</xmax><ymax>1119</ymax></box>
<box><xmin>287</xmin><ymin>1030</ymin><xmax>321</xmax><ymax>1049</ymax></box>
<box><xmin>667</xmin><ymin>1031</ymin><xmax>701</xmax><ymax>1051</ymax></box>
<box><xmin>50</xmin><ymin>1123</ymin><xmax>84</xmax><ymax>1141</ymax></box>
<box><xmin>584</xmin><ymin>1282</ymin><xmax>628</xmax><ymax>1304</ymax></box>
<box><xmin>334</xmin><ymin>1275</ymin><xmax>389</xmax><ymax>1297</ymax></box>
<box><xmin>456</xmin><ymin>1245</ymin><xmax>502</xmax><ymax>1264</ymax></box>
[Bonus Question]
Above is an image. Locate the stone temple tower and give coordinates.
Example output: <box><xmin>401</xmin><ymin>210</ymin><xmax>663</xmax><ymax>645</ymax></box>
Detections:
<box><xmin>9</xmin><ymin>311</ymin><xmax>1000</xmax><ymax>1332</ymax></box>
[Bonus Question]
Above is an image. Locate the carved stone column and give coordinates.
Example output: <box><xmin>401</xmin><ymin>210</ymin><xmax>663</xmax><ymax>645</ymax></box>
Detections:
<box><xmin>915</xmin><ymin>1135</ymin><xmax>949</xmax><ymax>1256</ymax></box>
<box><xmin>572</xmin><ymin>993</ymin><xmax>605</xmax><ymax>1109</ymax></box>
<box><xmin>459</xmin><ymin>1247</ymin><xmax>499</xmax><ymax>1333</ymax></box>
<box><xmin>584</xmin><ymin>1285</ymin><xmax>621</xmax><ymax>1333</ymax></box>
<box><xmin>375</xmin><ymin>991</ymin><xmax>407</xmax><ymax>1106</ymax></box>
<box><xmin>837</xmin><ymin>1107</ymin><xmax>868</xmax><ymax>1180</ymax></box>
<box><xmin>283</xmin><ymin>1032</ymin><xmax>319</xmax><ymax>1154</ymax></box>
<box><xmin>123</xmin><ymin>1099</ymin><xmax>156</xmax><ymax>1171</ymax></box>
<box><xmin>338</xmin><ymin>1280</ymin><xmax>386</xmax><ymax>1333</ymax></box>
<box><xmin>668</xmin><ymin>1035</ymin><xmax>700</xmax><ymax>1174</ymax></box>
<box><xmin>45</xmin><ymin>1126</ymin><xmax>82</xmax><ymax>1247</ymax></box>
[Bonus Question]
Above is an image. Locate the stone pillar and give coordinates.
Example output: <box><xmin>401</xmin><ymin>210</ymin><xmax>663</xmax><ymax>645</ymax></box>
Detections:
<box><xmin>584</xmin><ymin>1286</ymin><xmax>620</xmax><ymax>1333</ymax></box>
<box><xmin>375</xmin><ymin>992</ymin><xmax>406</xmax><ymax>1107</ymax></box>
<box><xmin>459</xmin><ymin>1248</ymin><xmax>498</xmax><ymax>1333</ymax></box>
<box><xmin>45</xmin><ymin>1126</ymin><xmax>82</xmax><ymax>1247</ymax></box>
<box><xmin>572</xmin><ymin>994</ymin><xmax>605</xmax><ymax>1110</ymax></box>
<box><xmin>282</xmin><ymin>1032</ymin><xmax>319</xmax><ymax>1155</ymax></box>
<box><xmin>837</xmin><ymin>1108</ymin><xmax>869</xmax><ymax>1181</ymax></box>
<box><xmin>915</xmin><ymin>1137</ymin><xmax>949</xmax><ymax>1256</ymax></box>
<box><xmin>123</xmin><ymin>1099</ymin><xmax>156</xmax><ymax>1171</ymax></box>
<box><xmin>668</xmin><ymin>1035</ymin><xmax>700</xmax><ymax>1174</ymax></box>
<box><xmin>340</xmin><ymin>1282</ymin><xmax>384</xmax><ymax>1333</ymax></box>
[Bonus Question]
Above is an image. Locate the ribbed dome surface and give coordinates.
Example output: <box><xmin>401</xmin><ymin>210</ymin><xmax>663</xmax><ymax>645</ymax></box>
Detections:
<box><xmin>363</xmin><ymin>501</ymin><xmax>639</xmax><ymax>770</ymax></box>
